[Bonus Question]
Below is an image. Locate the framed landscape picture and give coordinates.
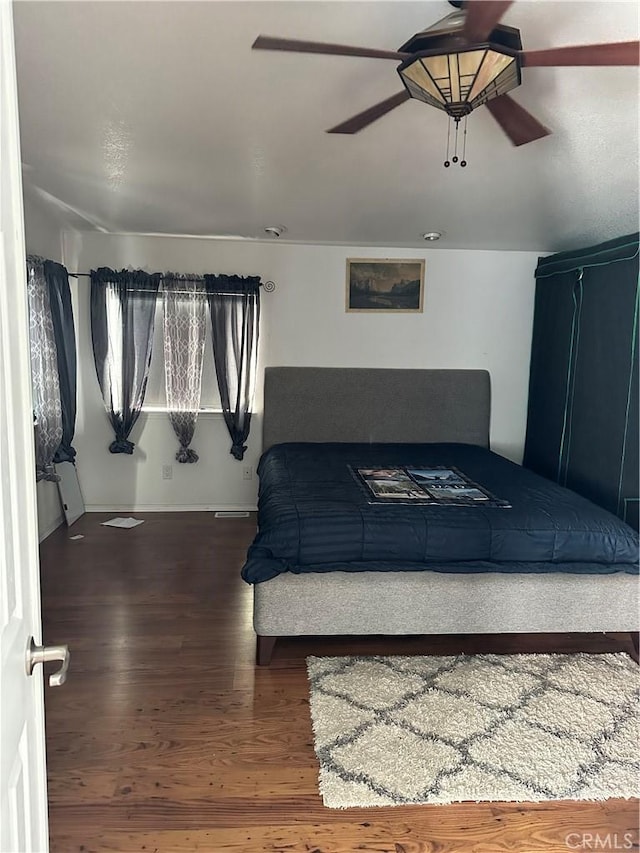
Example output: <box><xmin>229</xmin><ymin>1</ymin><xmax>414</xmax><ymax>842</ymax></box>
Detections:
<box><xmin>346</xmin><ymin>258</ymin><xmax>425</xmax><ymax>313</ymax></box>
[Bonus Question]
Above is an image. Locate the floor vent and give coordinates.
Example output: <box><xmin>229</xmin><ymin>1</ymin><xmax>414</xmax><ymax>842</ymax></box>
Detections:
<box><xmin>214</xmin><ymin>511</ymin><xmax>250</xmax><ymax>518</ymax></box>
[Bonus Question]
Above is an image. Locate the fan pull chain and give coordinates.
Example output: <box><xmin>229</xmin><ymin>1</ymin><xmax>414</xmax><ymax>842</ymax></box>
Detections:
<box><xmin>444</xmin><ymin>117</ymin><xmax>469</xmax><ymax>169</ymax></box>
<box><xmin>452</xmin><ymin>119</ymin><xmax>460</xmax><ymax>164</ymax></box>
<box><xmin>461</xmin><ymin>115</ymin><xmax>468</xmax><ymax>167</ymax></box>
<box><xmin>444</xmin><ymin>119</ymin><xmax>452</xmax><ymax>167</ymax></box>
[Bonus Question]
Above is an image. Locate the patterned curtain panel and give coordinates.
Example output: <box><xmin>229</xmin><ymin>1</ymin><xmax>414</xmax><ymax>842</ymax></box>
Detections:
<box><xmin>44</xmin><ymin>260</ymin><xmax>77</xmax><ymax>464</ymax></box>
<box><xmin>162</xmin><ymin>275</ymin><xmax>207</xmax><ymax>463</ymax></box>
<box><xmin>90</xmin><ymin>268</ymin><xmax>161</xmax><ymax>454</ymax></box>
<box><xmin>204</xmin><ymin>275</ymin><xmax>261</xmax><ymax>461</ymax></box>
<box><xmin>26</xmin><ymin>255</ymin><xmax>63</xmax><ymax>481</ymax></box>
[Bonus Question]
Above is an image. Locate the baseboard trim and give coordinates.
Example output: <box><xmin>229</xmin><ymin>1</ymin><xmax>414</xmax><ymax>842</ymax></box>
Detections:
<box><xmin>85</xmin><ymin>505</ymin><xmax>257</xmax><ymax>513</ymax></box>
<box><xmin>38</xmin><ymin>514</ymin><xmax>65</xmax><ymax>542</ymax></box>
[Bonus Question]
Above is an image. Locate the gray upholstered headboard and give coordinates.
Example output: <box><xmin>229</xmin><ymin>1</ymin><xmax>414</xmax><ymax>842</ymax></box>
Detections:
<box><xmin>262</xmin><ymin>367</ymin><xmax>491</xmax><ymax>451</ymax></box>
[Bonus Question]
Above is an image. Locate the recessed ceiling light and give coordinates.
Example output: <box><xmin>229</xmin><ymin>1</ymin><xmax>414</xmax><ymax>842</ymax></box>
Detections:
<box><xmin>422</xmin><ymin>231</ymin><xmax>442</xmax><ymax>241</ymax></box>
<box><xmin>264</xmin><ymin>225</ymin><xmax>287</xmax><ymax>238</ymax></box>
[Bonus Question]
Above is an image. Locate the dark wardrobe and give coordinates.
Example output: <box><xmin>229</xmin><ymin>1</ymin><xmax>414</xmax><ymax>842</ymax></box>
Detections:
<box><xmin>524</xmin><ymin>232</ymin><xmax>639</xmax><ymax>531</ymax></box>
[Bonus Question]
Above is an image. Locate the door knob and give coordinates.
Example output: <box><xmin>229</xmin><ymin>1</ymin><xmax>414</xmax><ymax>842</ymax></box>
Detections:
<box><xmin>25</xmin><ymin>636</ymin><xmax>70</xmax><ymax>687</ymax></box>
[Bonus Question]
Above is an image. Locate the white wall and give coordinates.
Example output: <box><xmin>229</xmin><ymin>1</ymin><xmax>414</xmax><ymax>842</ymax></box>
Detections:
<box><xmin>23</xmin><ymin>192</ymin><xmax>65</xmax><ymax>261</ymax></box>
<box><xmin>64</xmin><ymin>232</ymin><xmax>538</xmax><ymax>512</ymax></box>
<box><xmin>22</xmin><ymin>192</ymin><xmax>65</xmax><ymax>539</ymax></box>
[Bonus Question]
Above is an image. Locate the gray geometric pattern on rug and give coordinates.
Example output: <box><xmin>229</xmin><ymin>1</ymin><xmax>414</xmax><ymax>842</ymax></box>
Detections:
<box><xmin>306</xmin><ymin>653</ymin><xmax>640</xmax><ymax>808</ymax></box>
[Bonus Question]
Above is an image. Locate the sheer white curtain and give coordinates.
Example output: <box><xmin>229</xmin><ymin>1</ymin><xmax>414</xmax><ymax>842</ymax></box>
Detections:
<box><xmin>162</xmin><ymin>275</ymin><xmax>207</xmax><ymax>462</ymax></box>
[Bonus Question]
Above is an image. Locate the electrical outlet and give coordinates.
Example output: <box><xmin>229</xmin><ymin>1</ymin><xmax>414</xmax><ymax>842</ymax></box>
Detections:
<box><xmin>162</xmin><ymin>464</ymin><xmax>173</xmax><ymax>480</ymax></box>
<box><xmin>242</xmin><ymin>465</ymin><xmax>253</xmax><ymax>480</ymax></box>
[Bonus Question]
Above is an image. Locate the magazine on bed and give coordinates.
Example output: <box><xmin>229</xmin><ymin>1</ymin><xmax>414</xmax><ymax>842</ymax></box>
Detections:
<box><xmin>350</xmin><ymin>465</ymin><xmax>511</xmax><ymax>507</ymax></box>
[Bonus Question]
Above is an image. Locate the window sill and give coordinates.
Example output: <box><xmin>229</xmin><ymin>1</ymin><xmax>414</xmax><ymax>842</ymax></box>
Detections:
<box><xmin>141</xmin><ymin>408</ymin><xmax>225</xmax><ymax>419</ymax></box>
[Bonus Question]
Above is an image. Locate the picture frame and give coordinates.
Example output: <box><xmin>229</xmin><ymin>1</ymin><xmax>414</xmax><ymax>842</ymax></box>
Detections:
<box><xmin>346</xmin><ymin>258</ymin><xmax>425</xmax><ymax>313</ymax></box>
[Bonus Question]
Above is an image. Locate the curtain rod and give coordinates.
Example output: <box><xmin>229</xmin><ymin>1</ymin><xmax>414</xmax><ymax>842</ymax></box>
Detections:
<box><xmin>67</xmin><ymin>272</ymin><xmax>276</xmax><ymax>292</ymax></box>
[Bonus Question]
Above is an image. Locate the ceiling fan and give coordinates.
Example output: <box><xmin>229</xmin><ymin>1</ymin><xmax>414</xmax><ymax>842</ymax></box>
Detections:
<box><xmin>252</xmin><ymin>0</ymin><xmax>639</xmax><ymax>148</ymax></box>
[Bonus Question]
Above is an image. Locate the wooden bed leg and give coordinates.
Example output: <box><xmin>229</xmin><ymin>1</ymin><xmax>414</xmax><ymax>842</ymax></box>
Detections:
<box><xmin>256</xmin><ymin>635</ymin><xmax>276</xmax><ymax>666</ymax></box>
<box><xmin>630</xmin><ymin>632</ymin><xmax>639</xmax><ymax>664</ymax></box>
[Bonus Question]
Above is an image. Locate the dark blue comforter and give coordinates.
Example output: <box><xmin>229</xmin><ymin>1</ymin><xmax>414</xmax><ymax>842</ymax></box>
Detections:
<box><xmin>241</xmin><ymin>443</ymin><xmax>639</xmax><ymax>583</ymax></box>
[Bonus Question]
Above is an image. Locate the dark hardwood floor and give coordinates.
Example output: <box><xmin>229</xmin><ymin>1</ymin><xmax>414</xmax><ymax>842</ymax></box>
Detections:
<box><xmin>39</xmin><ymin>512</ymin><xmax>639</xmax><ymax>853</ymax></box>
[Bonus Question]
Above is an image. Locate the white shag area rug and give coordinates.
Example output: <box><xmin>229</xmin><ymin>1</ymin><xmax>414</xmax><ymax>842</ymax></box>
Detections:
<box><xmin>306</xmin><ymin>653</ymin><xmax>640</xmax><ymax>808</ymax></box>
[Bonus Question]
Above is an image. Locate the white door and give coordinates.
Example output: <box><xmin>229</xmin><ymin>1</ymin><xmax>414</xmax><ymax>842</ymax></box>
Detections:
<box><xmin>1</xmin><ymin>0</ymin><xmax>50</xmax><ymax>849</ymax></box>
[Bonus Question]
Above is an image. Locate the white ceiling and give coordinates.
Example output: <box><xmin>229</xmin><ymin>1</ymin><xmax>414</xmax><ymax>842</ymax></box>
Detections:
<box><xmin>12</xmin><ymin>0</ymin><xmax>640</xmax><ymax>252</ymax></box>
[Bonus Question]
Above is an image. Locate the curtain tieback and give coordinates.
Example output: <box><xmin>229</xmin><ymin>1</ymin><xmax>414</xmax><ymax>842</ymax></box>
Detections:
<box><xmin>230</xmin><ymin>443</ymin><xmax>247</xmax><ymax>461</ymax></box>
<box><xmin>36</xmin><ymin>463</ymin><xmax>61</xmax><ymax>483</ymax></box>
<box><xmin>176</xmin><ymin>447</ymin><xmax>199</xmax><ymax>464</ymax></box>
<box><xmin>109</xmin><ymin>438</ymin><xmax>135</xmax><ymax>455</ymax></box>
<box><xmin>54</xmin><ymin>444</ymin><xmax>77</xmax><ymax>465</ymax></box>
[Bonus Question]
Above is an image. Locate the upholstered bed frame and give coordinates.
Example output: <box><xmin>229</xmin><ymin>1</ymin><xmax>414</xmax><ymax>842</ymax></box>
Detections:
<box><xmin>253</xmin><ymin>367</ymin><xmax>640</xmax><ymax>665</ymax></box>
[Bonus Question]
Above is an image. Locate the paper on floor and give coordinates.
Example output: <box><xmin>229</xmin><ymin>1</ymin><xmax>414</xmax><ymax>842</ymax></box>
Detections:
<box><xmin>101</xmin><ymin>517</ymin><xmax>145</xmax><ymax>529</ymax></box>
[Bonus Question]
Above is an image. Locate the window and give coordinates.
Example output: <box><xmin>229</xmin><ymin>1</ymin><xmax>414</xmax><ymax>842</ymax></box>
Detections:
<box><xmin>142</xmin><ymin>299</ymin><xmax>221</xmax><ymax>413</ymax></box>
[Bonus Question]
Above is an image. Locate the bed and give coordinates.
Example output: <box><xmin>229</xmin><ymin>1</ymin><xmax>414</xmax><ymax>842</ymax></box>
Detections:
<box><xmin>243</xmin><ymin>367</ymin><xmax>640</xmax><ymax>665</ymax></box>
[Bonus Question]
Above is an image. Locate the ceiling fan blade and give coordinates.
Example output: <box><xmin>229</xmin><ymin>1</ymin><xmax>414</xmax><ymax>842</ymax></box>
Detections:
<box><xmin>462</xmin><ymin>1</ymin><xmax>514</xmax><ymax>43</ymax></box>
<box><xmin>520</xmin><ymin>41</ymin><xmax>640</xmax><ymax>67</ymax></box>
<box><xmin>485</xmin><ymin>94</ymin><xmax>551</xmax><ymax>147</ymax></box>
<box><xmin>252</xmin><ymin>35</ymin><xmax>408</xmax><ymax>61</ymax></box>
<box><xmin>327</xmin><ymin>91</ymin><xmax>411</xmax><ymax>134</ymax></box>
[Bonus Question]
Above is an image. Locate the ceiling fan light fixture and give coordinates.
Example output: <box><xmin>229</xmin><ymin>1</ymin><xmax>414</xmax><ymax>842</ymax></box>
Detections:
<box><xmin>399</xmin><ymin>45</ymin><xmax>521</xmax><ymax>120</ymax></box>
<box><xmin>252</xmin><ymin>2</ymin><xmax>639</xmax><ymax>148</ymax></box>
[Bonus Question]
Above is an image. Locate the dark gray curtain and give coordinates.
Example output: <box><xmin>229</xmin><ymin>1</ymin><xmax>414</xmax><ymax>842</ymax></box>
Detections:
<box><xmin>91</xmin><ymin>268</ymin><xmax>161</xmax><ymax>454</ymax></box>
<box><xmin>44</xmin><ymin>260</ymin><xmax>77</xmax><ymax>464</ymax></box>
<box><xmin>204</xmin><ymin>275</ymin><xmax>260</xmax><ymax>460</ymax></box>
